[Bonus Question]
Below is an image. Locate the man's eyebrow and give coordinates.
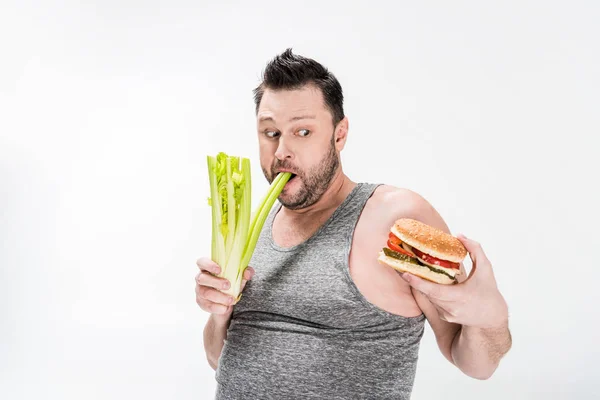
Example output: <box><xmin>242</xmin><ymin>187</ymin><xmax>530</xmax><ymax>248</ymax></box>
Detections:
<box><xmin>258</xmin><ymin>115</ymin><xmax>316</xmax><ymax>123</ymax></box>
<box><xmin>289</xmin><ymin>115</ymin><xmax>316</xmax><ymax>122</ymax></box>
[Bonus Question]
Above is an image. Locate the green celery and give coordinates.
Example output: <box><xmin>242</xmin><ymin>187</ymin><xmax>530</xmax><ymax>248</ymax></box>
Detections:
<box><xmin>207</xmin><ymin>152</ymin><xmax>291</xmax><ymax>300</ymax></box>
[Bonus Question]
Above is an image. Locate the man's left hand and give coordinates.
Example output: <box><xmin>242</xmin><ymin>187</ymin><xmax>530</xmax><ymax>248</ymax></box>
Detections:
<box><xmin>401</xmin><ymin>234</ymin><xmax>508</xmax><ymax>329</ymax></box>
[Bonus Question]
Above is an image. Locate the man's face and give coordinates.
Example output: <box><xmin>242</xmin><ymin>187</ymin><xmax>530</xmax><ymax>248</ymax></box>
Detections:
<box><xmin>257</xmin><ymin>85</ymin><xmax>342</xmax><ymax>210</ymax></box>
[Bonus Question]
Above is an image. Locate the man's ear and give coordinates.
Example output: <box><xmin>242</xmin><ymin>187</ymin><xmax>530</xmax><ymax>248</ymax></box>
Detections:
<box><xmin>334</xmin><ymin>117</ymin><xmax>349</xmax><ymax>151</ymax></box>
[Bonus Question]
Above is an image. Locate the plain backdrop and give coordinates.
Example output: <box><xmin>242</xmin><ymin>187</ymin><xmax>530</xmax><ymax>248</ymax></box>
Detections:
<box><xmin>1</xmin><ymin>1</ymin><xmax>599</xmax><ymax>399</ymax></box>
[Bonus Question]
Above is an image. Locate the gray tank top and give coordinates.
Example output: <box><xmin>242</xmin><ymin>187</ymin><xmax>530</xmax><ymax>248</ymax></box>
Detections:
<box><xmin>215</xmin><ymin>183</ymin><xmax>426</xmax><ymax>399</ymax></box>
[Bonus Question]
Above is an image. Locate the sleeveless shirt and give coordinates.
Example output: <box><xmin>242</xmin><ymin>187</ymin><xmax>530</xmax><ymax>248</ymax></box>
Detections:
<box><xmin>215</xmin><ymin>183</ymin><xmax>426</xmax><ymax>399</ymax></box>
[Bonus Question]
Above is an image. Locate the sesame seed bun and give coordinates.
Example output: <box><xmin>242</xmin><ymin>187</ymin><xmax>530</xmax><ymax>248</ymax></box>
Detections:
<box><xmin>391</xmin><ymin>218</ymin><xmax>467</xmax><ymax>263</ymax></box>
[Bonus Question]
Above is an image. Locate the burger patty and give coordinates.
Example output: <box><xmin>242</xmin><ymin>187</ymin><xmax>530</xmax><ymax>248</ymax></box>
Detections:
<box><xmin>382</xmin><ymin>247</ymin><xmax>457</xmax><ymax>281</ymax></box>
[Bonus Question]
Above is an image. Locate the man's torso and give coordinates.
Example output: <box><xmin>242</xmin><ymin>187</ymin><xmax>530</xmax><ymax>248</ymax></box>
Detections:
<box><xmin>215</xmin><ymin>182</ymin><xmax>426</xmax><ymax>400</ymax></box>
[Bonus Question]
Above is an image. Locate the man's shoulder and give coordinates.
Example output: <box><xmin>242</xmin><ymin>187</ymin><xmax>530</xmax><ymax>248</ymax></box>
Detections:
<box><xmin>364</xmin><ymin>183</ymin><xmax>449</xmax><ymax>233</ymax></box>
<box><xmin>368</xmin><ymin>184</ymin><xmax>436</xmax><ymax>219</ymax></box>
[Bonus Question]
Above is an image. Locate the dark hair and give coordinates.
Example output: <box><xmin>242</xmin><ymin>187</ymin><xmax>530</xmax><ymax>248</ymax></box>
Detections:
<box><xmin>253</xmin><ymin>48</ymin><xmax>345</xmax><ymax>126</ymax></box>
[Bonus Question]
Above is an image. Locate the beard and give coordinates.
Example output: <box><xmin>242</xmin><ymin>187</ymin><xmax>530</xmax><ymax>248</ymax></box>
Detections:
<box><xmin>262</xmin><ymin>135</ymin><xmax>339</xmax><ymax>210</ymax></box>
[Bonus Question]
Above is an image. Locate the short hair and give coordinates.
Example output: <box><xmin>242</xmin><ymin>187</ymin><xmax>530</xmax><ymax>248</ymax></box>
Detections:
<box><xmin>253</xmin><ymin>48</ymin><xmax>345</xmax><ymax>126</ymax></box>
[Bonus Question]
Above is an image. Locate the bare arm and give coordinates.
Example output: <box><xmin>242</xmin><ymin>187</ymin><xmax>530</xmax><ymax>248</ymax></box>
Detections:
<box><xmin>203</xmin><ymin>315</ymin><xmax>231</xmax><ymax>370</ymax></box>
<box><xmin>451</xmin><ymin>322</ymin><xmax>512</xmax><ymax>379</ymax></box>
<box><xmin>415</xmin><ymin>284</ymin><xmax>511</xmax><ymax>379</ymax></box>
<box><xmin>396</xmin><ymin>191</ymin><xmax>511</xmax><ymax>379</ymax></box>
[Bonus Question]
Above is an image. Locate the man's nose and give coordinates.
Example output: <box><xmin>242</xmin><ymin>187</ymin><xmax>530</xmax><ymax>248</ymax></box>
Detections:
<box><xmin>274</xmin><ymin>138</ymin><xmax>293</xmax><ymax>161</ymax></box>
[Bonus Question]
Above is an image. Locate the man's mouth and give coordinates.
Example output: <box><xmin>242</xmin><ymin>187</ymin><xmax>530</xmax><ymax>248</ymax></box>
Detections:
<box><xmin>274</xmin><ymin>170</ymin><xmax>298</xmax><ymax>181</ymax></box>
<box><xmin>283</xmin><ymin>173</ymin><xmax>298</xmax><ymax>186</ymax></box>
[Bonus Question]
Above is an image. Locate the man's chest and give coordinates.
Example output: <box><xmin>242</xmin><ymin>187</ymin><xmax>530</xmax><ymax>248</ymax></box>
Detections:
<box><xmin>346</xmin><ymin>199</ymin><xmax>422</xmax><ymax>318</ymax></box>
<box><xmin>271</xmin><ymin>212</ymin><xmax>333</xmax><ymax>248</ymax></box>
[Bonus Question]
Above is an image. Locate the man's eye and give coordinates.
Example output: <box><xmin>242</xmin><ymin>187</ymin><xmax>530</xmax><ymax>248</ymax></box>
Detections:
<box><xmin>265</xmin><ymin>131</ymin><xmax>280</xmax><ymax>138</ymax></box>
<box><xmin>298</xmin><ymin>129</ymin><xmax>310</xmax><ymax>137</ymax></box>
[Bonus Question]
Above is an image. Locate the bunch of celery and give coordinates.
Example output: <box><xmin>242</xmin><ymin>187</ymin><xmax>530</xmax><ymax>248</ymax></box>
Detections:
<box><xmin>207</xmin><ymin>152</ymin><xmax>291</xmax><ymax>300</ymax></box>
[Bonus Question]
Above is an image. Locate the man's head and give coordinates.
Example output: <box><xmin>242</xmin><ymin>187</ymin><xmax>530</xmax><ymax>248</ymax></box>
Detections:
<box><xmin>253</xmin><ymin>49</ymin><xmax>349</xmax><ymax>210</ymax></box>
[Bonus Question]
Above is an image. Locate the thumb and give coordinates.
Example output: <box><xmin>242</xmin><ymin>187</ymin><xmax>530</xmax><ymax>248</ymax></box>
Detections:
<box><xmin>455</xmin><ymin>234</ymin><xmax>493</xmax><ymax>276</ymax></box>
<box><xmin>243</xmin><ymin>266</ymin><xmax>255</xmax><ymax>281</ymax></box>
<box><xmin>240</xmin><ymin>266</ymin><xmax>255</xmax><ymax>291</ymax></box>
<box><xmin>401</xmin><ymin>273</ymin><xmax>448</xmax><ymax>300</ymax></box>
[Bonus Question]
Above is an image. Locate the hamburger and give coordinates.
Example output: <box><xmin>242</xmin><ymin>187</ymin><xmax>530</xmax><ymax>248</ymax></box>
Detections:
<box><xmin>377</xmin><ymin>218</ymin><xmax>467</xmax><ymax>284</ymax></box>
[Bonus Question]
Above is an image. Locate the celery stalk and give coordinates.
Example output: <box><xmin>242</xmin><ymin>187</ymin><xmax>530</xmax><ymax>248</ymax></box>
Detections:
<box><xmin>247</xmin><ymin>171</ymin><xmax>284</xmax><ymax>244</ymax></box>
<box><xmin>241</xmin><ymin>172</ymin><xmax>290</xmax><ymax>269</ymax></box>
<box><xmin>207</xmin><ymin>156</ymin><xmax>226</xmax><ymax>267</ymax></box>
<box><xmin>206</xmin><ymin>152</ymin><xmax>290</xmax><ymax>301</ymax></box>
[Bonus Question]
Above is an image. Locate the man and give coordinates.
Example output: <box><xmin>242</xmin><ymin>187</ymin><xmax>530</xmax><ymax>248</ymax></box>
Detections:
<box><xmin>196</xmin><ymin>49</ymin><xmax>512</xmax><ymax>399</ymax></box>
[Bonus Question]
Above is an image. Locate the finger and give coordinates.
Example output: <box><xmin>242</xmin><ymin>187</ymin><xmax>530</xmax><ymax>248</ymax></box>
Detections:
<box><xmin>195</xmin><ymin>284</ymin><xmax>236</xmax><ymax>308</ymax></box>
<box><xmin>238</xmin><ymin>267</ymin><xmax>255</xmax><ymax>292</ymax></box>
<box><xmin>196</xmin><ymin>257</ymin><xmax>221</xmax><ymax>275</ymax></box>
<box><xmin>243</xmin><ymin>266</ymin><xmax>255</xmax><ymax>281</ymax></box>
<box><xmin>455</xmin><ymin>234</ymin><xmax>493</xmax><ymax>279</ymax></box>
<box><xmin>196</xmin><ymin>271</ymin><xmax>232</xmax><ymax>291</ymax></box>
<box><xmin>455</xmin><ymin>234</ymin><xmax>490</xmax><ymax>265</ymax></box>
<box><xmin>401</xmin><ymin>273</ymin><xmax>458</xmax><ymax>301</ymax></box>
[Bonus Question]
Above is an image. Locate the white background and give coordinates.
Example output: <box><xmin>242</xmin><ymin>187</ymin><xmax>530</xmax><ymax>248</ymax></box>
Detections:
<box><xmin>1</xmin><ymin>1</ymin><xmax>599</xmax><ymax>399</ymax></box>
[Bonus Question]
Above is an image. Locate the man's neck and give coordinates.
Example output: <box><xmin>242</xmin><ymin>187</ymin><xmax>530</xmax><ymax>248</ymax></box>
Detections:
<box><xmin>279</xmin><ymin>170</ymin><xmax>356</xmax><ymax>223</ymax></box>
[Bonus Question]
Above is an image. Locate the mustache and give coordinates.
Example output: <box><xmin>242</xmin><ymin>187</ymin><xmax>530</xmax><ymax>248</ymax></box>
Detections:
<box><xmin>271</xmin><ymin>160</ymin><xmax>301</xmax><ymax>177</ymax></box>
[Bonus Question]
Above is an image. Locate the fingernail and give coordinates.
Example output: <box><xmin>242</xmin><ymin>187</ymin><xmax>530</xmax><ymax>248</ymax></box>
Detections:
<box><xmin>222</xmin><ymin>281</ymin><xmax>230</xmax><ymax>290</ymax></box>
<box><xmin>214</xmin><ymin>267</ymin><xmax>221</xmax><ymax>274</ymax></box>
<box><xmin>228</xmin><ymin>297</ymin><xmax>235</xmax><ymax>305</ymax></box>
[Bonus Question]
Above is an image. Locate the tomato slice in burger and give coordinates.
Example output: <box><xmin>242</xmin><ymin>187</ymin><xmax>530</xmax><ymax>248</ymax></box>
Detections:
<box><xmin>387</xmin><ymin>233</ymin><xmax>415</xmax><ymax>257</ymax></box>
<box><xmin>410</xmin><ymin>246</ymin><xmax>460</xmax><ymax>270</ymax></box>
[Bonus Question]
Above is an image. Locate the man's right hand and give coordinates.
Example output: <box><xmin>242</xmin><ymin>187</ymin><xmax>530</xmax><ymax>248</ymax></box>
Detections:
<box><xmin>195</xmin><ymin>257</ymin><xmax>255</xmax><ymax>324</ymax></box>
